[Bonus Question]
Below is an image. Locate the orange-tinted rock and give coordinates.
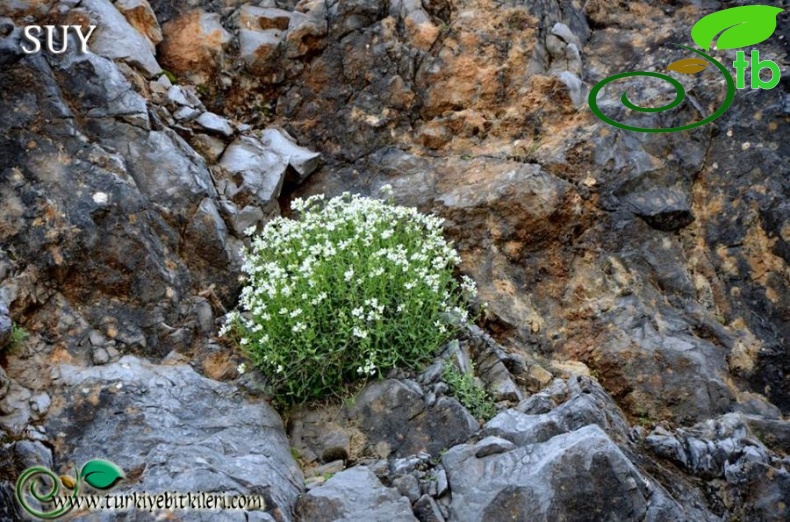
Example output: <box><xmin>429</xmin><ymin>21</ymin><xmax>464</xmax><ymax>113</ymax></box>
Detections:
<box><xmin>114</xmin><ymin>0</ymin><xmax>162</xmax><ymax>50</ymax></box>
<box><xmin>159</xmin><ymin>10</ymin><xmax>231</xmax><ymax>81</ymax></box>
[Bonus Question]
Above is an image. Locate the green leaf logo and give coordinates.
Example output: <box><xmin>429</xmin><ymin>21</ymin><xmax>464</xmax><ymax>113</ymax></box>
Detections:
<box><xmin>79</xmin><ymin>460</ymin><xmax>125</xmax><ymax>490</ymax></box>
<box><xmin>691</xmin><ymin>5</ymin><xmax>783</xmax><ymax>51</ymax></box>
<box><xmin>667</xmin><ymin>57</ymin><xmax>709</xmax><ymax>74</ymax></box>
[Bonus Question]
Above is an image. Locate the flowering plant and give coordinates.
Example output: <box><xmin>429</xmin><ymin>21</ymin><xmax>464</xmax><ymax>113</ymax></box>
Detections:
<box><xmin>222</xmin><ymin>189</ymin><xmax>477</xmax><ymax>404</ymax></box>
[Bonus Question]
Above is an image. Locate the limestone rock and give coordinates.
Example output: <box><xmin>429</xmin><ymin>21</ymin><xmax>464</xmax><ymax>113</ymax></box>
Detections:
<box><xmin>46</xmin><ymin>356</ymin><xmax>303</xmax><ymax>518</ymax></box>
<box><xmin>195</xmin><ymin>111</ymin><xmax>234</xmax><ymax>137</ymax></box>
<box><xmin>239</xmin><ymin>28</ymin><xmax>284</xmax><ymax>77</ymax></box>
<box><xmin>346</xmin><ymin>379</ymin><xmax>479</xmax><ymax>458</ymax></box>
<box><xmin>295</xmin><ymin>466</ymin><xmax>417</xmax><ymax>522</ymax></box>
<box><xmin>114</xmin><ymin>0</ymin><xmax>162</xmax><ymax>50</ymax></box>
<box><xmin>159</xmin><ymin>10</ymin><xmax>231</xmax><ymax>81</ymax></box>
<box><xmin>260</xmin><ymin>128</ymin><xmax>321</xmax><ymax>181</ymax></box>
<box><xmin>443</xmin><ymin>424</ymin><xmax>693</xmax><ymax>522</ymax></box>
<box><xmin>79</xmin><ymin>0</ymin><xmax>162</xmax><ymax>78</ymax></box>
<box><xmin>219</xmin><ymin>135</ymin><xmax>289</xmax><ymax>205</ymax></box>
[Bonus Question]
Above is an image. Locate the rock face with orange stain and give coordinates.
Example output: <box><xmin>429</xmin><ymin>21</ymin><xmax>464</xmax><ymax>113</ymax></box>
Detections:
<box><xmin>114</xmin><ymin>0</ymin><xmax>163</xmax><ymax>50</ymax></box>
<box><xmin>159</xmin><ymin>9</ymin><xmax>231</xmax><ymax>82</ymax></box>
<box><xmin>1</xmin><ymin>0</ymin><xmax>789</xmax><ymax>520</ymax></box>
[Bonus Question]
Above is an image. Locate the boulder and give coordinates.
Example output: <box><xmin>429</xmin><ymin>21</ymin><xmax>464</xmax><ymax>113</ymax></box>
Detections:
<box><xmin>159</xmin><ymin>10</ymin><xmax>231</xmax><ymax>81</ymax></box>
<box><xmin>45</xmin><ymin>356</ymin><xmax>303</xmax><ymax>519</ymax></box>
<box><xmin>295</xmin><ymin>466</ymin><xmax>417</xmax><ymax>521</ymax></box>
<box><xmin>443</xmin><ymin>424</ymin><xmax>692</xmax><ymax>522</ymax></box>
<box><xmin>114</xmin><ymin>0</ymin><xmax>162</xmax><ymax>50</ymax></box>
<box><xmin>79</xmin><ymin>0</ymin><xmax>162</xmax><ymax>78</ymax></box>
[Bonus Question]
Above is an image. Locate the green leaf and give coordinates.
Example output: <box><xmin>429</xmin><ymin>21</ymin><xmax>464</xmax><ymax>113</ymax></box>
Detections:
<box><xmin>691</xmin><ymin>5</ymin><xmax>783</xmax><ymax>51</ymax></box>
<box><xmin>79</xmin><ymin>460</ymin><xmax>124</xmax><ymax>490</ymax></box>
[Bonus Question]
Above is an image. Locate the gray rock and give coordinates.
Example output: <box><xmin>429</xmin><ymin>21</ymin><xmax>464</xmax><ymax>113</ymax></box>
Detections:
<box><xmin>443</xmin><ymin>424</ymin><xmax>691</xmax><ymax>522</ymax></box>
<box><xmin>165</xmin><ymin>85</ymin><xmax>204</xmax><ymax>109</ymax></box>
<box><xmin>91</xmin><ymin>347</ymin><xmax>110</xmax><ymax>365</ymax></box>
<box><xmin>393</xmin><ymin>473</ymin><xmax>421</xmax><ymax>503</ymax></box>
<box><xmin>114</xmin><ymin>0</ymin><xmax>162</xmax><ymax>49</ymax></box>
<box><xmin>195</xmin><ymin>112</ymin><xmax>234</xmax><ymax>137</ymax></box>
<box><xmin>29</xmin><ymin>392</ymin><xmax>51</xmax><ymax>416</ymax></box>
<box><xmin>347</xmin><ymin>380</ymin><xmax>479</xmax><ymax>458</ymax></box>
<box><xmin>318</xmin><ymin>430</ymin><xmax>351</xmax><ymax>463</ymax></box>
<box><xmin>285</xmin><ymin>9</ymin><xmax>328</xmax><ymax>58</ymax></box>
<box><xmin>646</xmin><ymin>413</ymin><xmax>772</xmax><ymax>478</ymax></box>
<box><xmin>515</xmin><ymin>393</ymin><xmax>556</xmax><ymax>415</ymax></box>
<box><xmin>745</xmin><ymin>415</ymin><xmax>790</xmax><ymax>455</ymax></box>
<box><xmin>54</xmin><ymin>50</ymin><xmax>148</xmax><ymax>124</ymax></box>
<box><xmin>390</xmin><ymin>453</ymin><xmax>432</xmax><ymax>476</ymax></box>
<box><xmin>0</xmin><ymin>438</ymin><xmax>54</xmax><ymax>520</ymax></box>
<box><xmin>551</xmin><ymin>23</ymin><xmax>582</xmax><ymax>52</ymax></box>
<box><xmin>192</xmin><ymin>296</ymin><xmax>214</xmax><ymax>334</ymax></box>
<box><xmin>219</xmin><ymin>135</ymin><xmax>289</xmax><ymax>205</ymax></box>
<box><xmin>644</xmin><ymin>413</ymin><xmax>790</xmax><ymax>520</ymax></box>
<box><xmin>625</xmin><ymin>187</ymin><xmax>694</xmax><ymax>231</ymax></box>
<box><xmin>88</xmin><ymin>329</ymin><xmax>106</xmax><ymax>346</ymax></box>
<box><xmin>230</xmin><ymin>203</ymin><xmax>267</xmax><ymax>236</ymax></box>
<box><xmin>260</xmin><ymin>128</ymin><xmax>321</xmax><ymax>181</ymax></box>
<box><xmin>435</xmin><ymin>468</ymin><xmax>448</xmax><ymax>498</ymax></box>
<box><xmin>190</xmin><ymin>133</ymin><xmax>227</xmax><ymax>163</ymax></box>
<box><xmin>418</xmin><ymin>360</ymin><xmax>444</xmax><ymax>385</ymax></box>
<box><xmin>173</xmin><ymin>105</ymin><xmax>201</xmax><ymax>122</ymax></box>
<box><xmin>0</xmin><ymin>302</ymin><xmax>10</xmax><ymax>349</ymax></box>
<box><xmin>295</xmin><ymin>466</ymin><xmax>417</xmax><ymax>521</ymax></box>
<box><xmin>442</xmin><ymin>339</ymin><xmax>471</xmax><ymax>374</ymax></box>
<box><xmin>312</xmin><ymin>459</ymin><xmax>345</xmax><ymax>477</ymax></box>
<box><xmin>0</xmin><ymin>382</ymin><xmax>32</xmax><ymax>432</ymax></box>
<box><xmin>413</xmin><ymin>494</ymin><xmax>445</xmax><ymax>522</ymax></box>
<box><xmin>0</xmin><ymin>17</ymin><xmax>22</xmax><ymax>67</ymax></box>
<box><xmin>485</xmin><ymin>376</ymin><xmax>631</xmax><ymax>447</ymax></box>
<box><xmin>238</xmin><ymin>5</ymin><xmax>292</xmax><ymax>31</ymax></box>
<box><xmin>0</xmin><ymin>366</ymin><xmax>9</xmax><ymax>402</ymax></box>
<box><xmin>468</xmin><ymin>340</ymin><xmax>523</xmax><ymax>402</ymax></box>
<box><xmin>45</xmin><ymin>356</ymin><xmax>303</xmax><ymax>519</ymax></box>
<box><xmin>79</xmin><ymin>0</ymin><xmax>162</xmax><ymax>78</ymax></box>
<box><xmin>239</xmin><ymin>29</ymin><xmax>283</xmax><ymax>75</ymax></box>
<box><xmin>473</xmin><ymin>435</ymin><xmax>517</xmax><ymax>458</ymax></box>
<box><xmin>556</xmin><ymin>71</ymin><xmax>583</xmax><ymax>107</ymax></box>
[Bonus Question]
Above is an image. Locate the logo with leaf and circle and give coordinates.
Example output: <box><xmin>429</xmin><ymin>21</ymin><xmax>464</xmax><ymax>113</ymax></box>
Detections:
<box><xmin>15</xmin><ymin>459</ymin><xmax>125</xmax><ymax>519</ymax></box>
<box><xmin>588</xmin><ymin>5</ymin><xmax>783</xmax><ymax>133</ymax></box>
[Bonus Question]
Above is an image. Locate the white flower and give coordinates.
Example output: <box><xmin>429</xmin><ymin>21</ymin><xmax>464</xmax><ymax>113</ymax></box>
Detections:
<box><xmin>460</xmin><ymin>275</ymin><xmax>478</xmax><ymax>297</ymax></box>
<box><xmin>352</xmin><ymin>327</ymin><xmax>368</xmax><ymax>339</ymax></box>
<box><xmin>356</xmin><ymin>358</ymin><xmax>377</xmax><ymax>375</ymax></box>
<box><xmin>292</xmin><ymin>322</ymin><xmax>307</xmax><ymax>333</ymax></box>
<box><xmin>218</xmin><ymin>322</ymin><xmax>233</xmax><ymax>337</ymax></box>
<box><xmin>344</xmin><ymin>268</ymin><xmax>355</xmax><ymax>282</ymax></box>
<box><xmin>237</xmin><ymin>362</ymin><xmax>247</xmax><ymax>374</ymax></box>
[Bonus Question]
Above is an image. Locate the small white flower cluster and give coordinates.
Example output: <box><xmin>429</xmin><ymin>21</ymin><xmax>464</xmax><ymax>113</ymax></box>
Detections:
<box><xmin>220</xmin><ymin>191</ymin><xmax>478</xmax><ymax>403</ymax></box>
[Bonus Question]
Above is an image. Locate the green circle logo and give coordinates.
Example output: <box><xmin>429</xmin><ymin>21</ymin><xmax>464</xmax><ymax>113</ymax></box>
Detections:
<box><xmin>587</xmin><ymin>5</ymin><xmax>783</xmax><ymax>133</ymax></box>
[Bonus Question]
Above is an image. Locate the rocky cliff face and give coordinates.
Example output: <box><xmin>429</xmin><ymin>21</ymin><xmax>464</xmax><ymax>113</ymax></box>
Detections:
<box><xmin>1</xmin><ymin>0</ymin><xmax>789</xmax><ymax>521</ymax></box>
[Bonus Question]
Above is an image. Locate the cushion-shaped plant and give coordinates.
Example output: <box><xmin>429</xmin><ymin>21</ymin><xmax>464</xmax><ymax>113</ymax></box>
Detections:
<box><xmin>222</xmin><ymin>189</ymin><xmax>477</xmax><ymax>404</ymax></box>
